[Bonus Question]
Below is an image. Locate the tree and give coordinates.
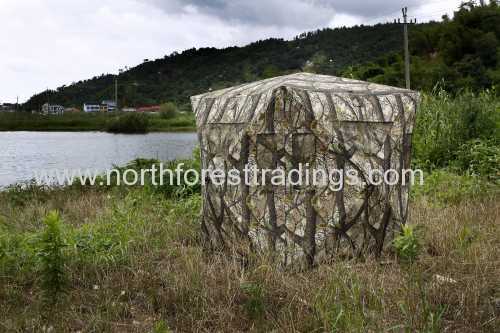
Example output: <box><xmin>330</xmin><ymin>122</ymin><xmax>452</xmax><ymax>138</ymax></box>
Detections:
<box><xmin>160</xmin><ymin>102</ymin><xmax>178</xmax><ymax>119</ymax></box>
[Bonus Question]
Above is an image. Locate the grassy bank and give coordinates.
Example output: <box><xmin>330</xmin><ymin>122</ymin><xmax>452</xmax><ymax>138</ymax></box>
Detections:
<box><xmin>0</xmin><ymin>162</ymin><xmax>499</xmax><ymax>332</ymax></box>
<box><xmin>0</xmin><ymin>112</ymin><xmax>196</xmax><ymax>132</ymax></box>
<box><xmin>0</xmin><ymin>90</ymin><xmax>498</xmax><ymax>331</ymax></box>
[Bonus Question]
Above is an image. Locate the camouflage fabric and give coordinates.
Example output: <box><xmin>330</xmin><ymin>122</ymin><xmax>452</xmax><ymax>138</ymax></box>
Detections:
<box><xmin>191</xmin><ymin>72</ymin><xmax>419</xmax><ymax>268</ymax></box>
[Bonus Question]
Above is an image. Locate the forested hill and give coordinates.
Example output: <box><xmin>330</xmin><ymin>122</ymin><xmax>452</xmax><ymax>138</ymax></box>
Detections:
<box><xmin>343</xmin><ymin>2</ymin><xmax>500</xmax><ymax>93</ymax></box>
<box><xmin>24</xmin><ymin>23</ymin><xmax>408</xmax><ymax>110</ymax></box>
<box><xmin>23</xmin><ymin>2</ymin><xmax>500</xmax><ymax>111</ymax></box>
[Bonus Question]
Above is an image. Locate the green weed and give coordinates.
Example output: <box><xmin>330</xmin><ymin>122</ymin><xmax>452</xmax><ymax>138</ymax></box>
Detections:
<box><xmin>241</xmin><ymin>282</ymin><xmax>266</xmax><ymax>320</ymax></box>
<box><xmin>151</xmin><ymin>320</ymin><xmax>173</xmax><ymax>333</ymax></box>
<box><xmin>314</xmin><ymin>267</ymin><xmax>382</xmax><ymax>332</ymax></box>
<box><xmin>413</xmin><ymin>89</ymin><xmax>499</xmax><ymax>171</ymax></box>
<box><xmin>393</xmin><ymin>225</ymin><xmax>421</xmax><ymax>264</ymax></box>
<box><xmin>37</xmin><ymin>211</ymin><xmax>67</xmax><ymax>303</ymax></box>
<box><xmin>411</xmin><ymin>169</ymin><xmax>497</xmax><ymax>204</ymax></box>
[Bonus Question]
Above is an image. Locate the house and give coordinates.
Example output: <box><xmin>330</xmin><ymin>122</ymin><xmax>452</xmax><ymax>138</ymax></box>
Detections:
<box><xmin>0</xmin><ymin>103</ymin><xmax>16</xmax><ymax>112</ymax></box>
<box><xmin>83</xmin><ymin>103</ymin><xmax>100</xmax><ymax>112</ymax></box>
<box><xmin>64</xmin><ymin>107</ymin><xmax>80</xmax><ymax>113</ymax></box>
<box><xmin>136</xmin><ymin>105</ymin><xmax>161</xmax><ymax>113</ymax></box>
<box><xmin>42</xmin><ymin>103</ymin><xmax>64</xmax><ymax>115</ymax></box>
<box><xmin>191</xmin><ymin>72</ymin><xmax>419</xmax><ymax>267</ymax></box>
<box><xmin>101</xmin><ymin>100</ymin><xmax>117</xmax><ymax>112</ymax></box>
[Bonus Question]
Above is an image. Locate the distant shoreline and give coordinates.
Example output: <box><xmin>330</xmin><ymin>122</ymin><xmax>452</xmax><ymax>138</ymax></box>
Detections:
<box><xmin>0</xmin><ymin>112</ymin><xmax>196</xmax><ymax>133</ymax></box>
<box><xmin>0</xmin><ymin>128</ymin><xmax>196</xmax><ymax>133</ymax></box>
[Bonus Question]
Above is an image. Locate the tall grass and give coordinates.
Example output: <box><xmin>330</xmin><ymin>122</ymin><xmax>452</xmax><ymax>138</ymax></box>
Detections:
<box><xmin>0</xmin><ymin>89</ymin><xmax>498</xmax><ymax>331</ymax></box>
<box><xmin>0</xmin><ymin>111</ymin><xmax>196</xmax><ymax>132</ymax></box>
<box><xmin>0</xmin><ymin>112</ymin><xmax>112</xmax><ymax>131</ymax></box>
<box><xmin>0</xmin><ymin>183</ymin><xmax>498</xmax><ymax>332</ymax></box>
<box><xmin>413</xmin><ymin>89</ymin><xmax>500</xmax><ymax>171</ymax></box>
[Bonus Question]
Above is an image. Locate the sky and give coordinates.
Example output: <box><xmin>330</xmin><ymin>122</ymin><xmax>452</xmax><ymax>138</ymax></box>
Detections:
<box><xmin>0</xmin><ymin>0</ymin><xmax>466</xmax><ymax>103</ymax></box>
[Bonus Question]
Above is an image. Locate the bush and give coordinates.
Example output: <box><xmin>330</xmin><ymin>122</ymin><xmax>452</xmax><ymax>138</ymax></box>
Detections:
<box><xmin>413</xmin><ymin>89</ymin><xmax>499</xmax><ymax>170</ymax></box>
<box><xmin>313</xmin><ymin>267</ymin><xmax>379</xmax><ymax>332</ymax></box>
<box><xmin>3</xmin><ymin>182</ymin><xmax>50</xmax><ymax>206</ymax></box>
<box><xmin>109</xmin><ymin>156</ymin><xmax>201</xmax><ymax>198</ymax></box>
<box><xmin>159</xmin><ymin>102</ymin><xmax>178</xmax><ymax>119</ymax></box>
<box><xmin>106</xmin><ymin>113</ymin><xmax>149</xmax><ymax>133</ymax></box>
<box><xmin>411</xmin><ymin>169</ymin><xmax>496</xmax><ymax>204</ymax></box>
<box><xmin>451</xmin><ymin>139</ymin><xmax>499</xmax><ymax>182</ymax></box>
<box><xmin>240</xmin><ymin>282</ymin><xmax>265</xmax><ymax>319</ymax></box>
<box><xmin>393</xmin><ymin>225</ymin><xmax>421</xmax><ymax>263</ymax></box>
<box><xmin>37</xmin><ymin>211</ymin><xmax>67</xmax><ymax>303</ymax></box>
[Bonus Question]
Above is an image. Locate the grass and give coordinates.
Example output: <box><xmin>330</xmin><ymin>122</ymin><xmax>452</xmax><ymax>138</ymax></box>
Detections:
<box><xmin>0</xmin><ymin>88</ymin><xmax>498</xmax><ymax>331</ymax></box>
<box><xmin>0</xmin><ymin>168</ymin><xmax>498</xmax><ymax>332</ymax></box>
<box><xmin>412</xmin><ymin>89</ymin><xmax>500</xmax><ymax>170</ymax></box>
<box><xmin>0</xmin><ymin>112</ymin><xmax>196</xmax><ymax>132</ymax></box>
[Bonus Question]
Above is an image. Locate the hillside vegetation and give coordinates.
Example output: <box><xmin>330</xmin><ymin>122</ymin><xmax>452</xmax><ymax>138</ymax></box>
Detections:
<box><xmin>347</xmin><ymin>2</ymin><xmax>500</xmax><ymax>92</ymax></box>
<box><xmin>23</xmin><ymin>3</ymin><xmax>500</xmax><ymax>113</ymax></box>
<box><xmin>24</xmin><ymin>24</ymin><xmax>406</xmax><ymax>111</ymax></box>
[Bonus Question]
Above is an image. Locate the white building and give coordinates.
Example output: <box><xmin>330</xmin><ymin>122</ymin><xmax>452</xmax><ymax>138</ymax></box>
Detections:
<box><xmin>101</xmin><ymin>100</ymin><xmax>117</xmax><ymax>112</ymax></box>
<box><xmin>83</xmin><ymin>103</ymin><xmax>100</xmax><ymax>112</ymax></box>
<box><xmin>0</xmin><ymin>103</ymin><xmax>16</xmax><ymax>112</ymax></box>
<box><xmin>42</xmin><ymin>103</ymin><xmax>64</xmax><ymax>115</ymax></box>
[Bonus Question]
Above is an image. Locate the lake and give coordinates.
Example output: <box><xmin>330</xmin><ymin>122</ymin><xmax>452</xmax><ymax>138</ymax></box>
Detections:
<box><xmin>0</xmin><ymin>131</ymin><xmax>198</xmax><ymax>187</ymax></box>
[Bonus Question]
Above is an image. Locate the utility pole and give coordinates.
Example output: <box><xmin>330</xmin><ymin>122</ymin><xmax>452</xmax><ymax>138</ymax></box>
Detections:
<box><xmin>115</xmin><ymin>68</ymin><xmax>125</xmax><ymax>111</ymax></box>
<box><xmin>402</xmin><ymin>7</ymin><xmax>411</xmax><ymax>90</ymax></box>
<box><xmin>115</xmin><ymin>77</ymin><xmax>118</xmax><ymax>111</ymax></box>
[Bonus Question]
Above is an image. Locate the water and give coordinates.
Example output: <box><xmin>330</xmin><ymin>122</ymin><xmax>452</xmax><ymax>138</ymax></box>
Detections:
<box><xmin>0</xmin><ymin>131</ymin><xmax>198</xmax><ymax>187</ymax></box>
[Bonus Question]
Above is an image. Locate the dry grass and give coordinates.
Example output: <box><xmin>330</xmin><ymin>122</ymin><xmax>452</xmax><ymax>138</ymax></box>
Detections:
<box><xmin>0</xmin><ymin>187</ymin><xmax>498</xmax><ymax>332</ymax></box>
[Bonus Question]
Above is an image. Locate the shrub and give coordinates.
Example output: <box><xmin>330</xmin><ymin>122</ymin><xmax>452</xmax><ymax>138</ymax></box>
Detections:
<box><xmin>159</xmin><ymin>102</ymin><xmax>178</xmax><ymax>119</ymax></box>
<box><xmin>0</xmin><ymin>228</ymin><xmax>38</xmax><ymax>276</ymax></box>
<box><xmin>106</xmin><ymin>113</ymin><xmax>149</xmax><ymax>133</ymax></box>
<box><xmin>451</xmin><ymin>139</ymin><xmax>499</xmax><ymax>182</ymax></box>
<box><xmin>240</xmin><ymin>282</ymin><xmax>265</xmax><ymax>319</ymax></box>
<box><xmin>3</xmin><ymin>182</ymin><xmax>50</xmax><ymax>206</ymax></box>
<box><xmin>37</xmin><ymin>211</ymin><xmax>67</xmax><ymax>303</ymax></box>
<box><xmin>413</xmin><ymin>89</ymin><xmax>499</xmax><ymax>170</ymax></box>
<box><xmin>411</xmin><ymin>169</ymin><xmax>495</xmax><ymax>204</ymax></box>
<box><xmin>151</xmin><ymin>320</ymin><xmax>173</xmax><ymax>333</ymax></box>
<box><xmin>109</xmin><ymin>158</ymin><xmax>201</xmax><ymax>198</ymax></box>
<box><xmin>393</xmin><ymin>225</ymin><xmax>421</xmax><ymax>263</ymax></box>
<box><xmin>457</xmin><ymin>225</ymin><xmax>476</xmax><ymax>251</ymax></box>
<box><xmin>314</xmin><ymin>267</ymin><xmax>381</xmax><ymax>332</ymax></box>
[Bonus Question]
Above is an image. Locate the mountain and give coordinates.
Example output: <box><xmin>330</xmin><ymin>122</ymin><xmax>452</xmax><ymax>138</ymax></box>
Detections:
<box><xmin>23</xmin><ymin>23</ymin><xmax>410</xmax><ymax>111</ymax></box>
<box><xmin>23</xmin><ymin>2</ymin><xmax>500</xmax><ymax>111</ymax></box>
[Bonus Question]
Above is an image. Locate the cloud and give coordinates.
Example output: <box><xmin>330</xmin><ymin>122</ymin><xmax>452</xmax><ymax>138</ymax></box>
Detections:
<box><xmin>0</xmin><ymin>0</ymin><xmax>463</xmax><ymax>103</ymax></box>
<box><xmin>0</xmin><ymin>0</ymin><xmax>299</xmax><ymax>102</ymax></box>
<box><xmin>145</xmin><ymin>0</ymin><xmax>424</xmax><ymax>29</ymax></box>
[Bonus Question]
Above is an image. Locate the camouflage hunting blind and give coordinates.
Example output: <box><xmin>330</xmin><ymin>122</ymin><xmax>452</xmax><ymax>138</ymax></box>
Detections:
<box><xmin>191</xmin><ymin>73</ymin><xmax>419</xmax><ymax>268</ymax></box>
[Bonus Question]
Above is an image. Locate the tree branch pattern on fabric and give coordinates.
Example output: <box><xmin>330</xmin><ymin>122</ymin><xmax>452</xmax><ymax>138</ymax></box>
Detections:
<box><xmin>192</xmin><ymin>73</ymin><xmax>419</xmax><ymax>268</ymax></box>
